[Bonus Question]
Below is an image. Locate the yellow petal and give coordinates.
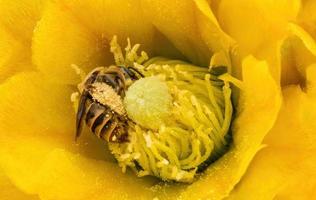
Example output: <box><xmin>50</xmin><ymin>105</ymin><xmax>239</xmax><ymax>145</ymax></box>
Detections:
<box><xmin>306</xmin><ymin>64</ymin><xmax>316</xmax><ymax>96</ymax></box>
<box><xmin>33</xmin><ymin>0</ymin><xmax>158</xmax><ymax>85</ymax></box>
<box><xmin>1</xmin><ymin>136</ymin><xmax>157</xmax><ymax>200</ymax></box>
<box><xmin>193</xmin><ymin>0</ymin><xmax>235</xmax><ymax>71</ymax></box>
<box><xmin>0</xmin><ymin>0</ymin><xmax>46</xmax><ymax>43</ymax></box>
<box><xmin>57</xmin><ymin>0</ymin><xmax>188</xmax><ymax>61</ymax></box>
<box><xmin>0</xmin><ymin>72</ymin><xmax>73</xmax><ymax>138</ymax></box>
<box><xmin>32</xmin><ymin>1</ymin><xmax>106</xmax><ymax>85</ymax></box>
<box><xmin>218</xmin><ymin>0</ymin><xmax>301</xmax><ymax>83</ymax></box>
<box><xmin>218</xmin><ymin>0</ymin><xmax>300</xmax><ymax>56</ymax></box>
<box><xmin>226</xmin><ymin>147</ymin><xmax>316</xmax><ymax>200</ymax></box>
<box><xmin>141</xmin><ymin>0</ymin><xmax>211</xmax><ymax>65</ymax></box>
<box><xmin>265</xmin><ymin>64</ymin><xmax>316</xmax><ymax>150</ymax></box>
<box><xmin>279</xmin><ymin>23</ymin><xmax>316</xmax><ymax>85</ymax></box>
<box><xmin>141</xmin><ymin>0</ymin><xmax>235</xmax><ymax>67</ymax></box>
<box><xmin>297</xmin><ymin>0</ymin><xmax>316</xmax><ymax>39</ymax></box>
<box><xmin>0</xmin><ymin>137</ymin><xmax>60</xmax><ymax>194</ymax></box>
<box><xmin>0</xmin><ymin>0</ymin><xmax>46</xmax><ymax>81</ymax></box>
<box><xmin>0</xmin><ymin>169</ymin><xmax>39</xmax><ymax>200</ymax></box>
<box><xmin>0</xmin><ymin>27</ymin><xmax>30</xmax><ymax>83</ymax></box>
<box><xmin>274</xmin><ymin>149</ymin><xmax>316</xmax><ymax>200</ymax></box>
<box><xmin>57</xmin><ymin>0</ymin><xmax>155</xmax><ymax>51</ymax></box>
<box><xmin>228</xmin><ymin>63</ymin><xmax>316</xmax><ymax>199</ymax></box>
<box><xmin>36</xmin><ymin>149</ymin><xmax>156</xmax><ymax>200</ymax></box>
<box><xmin>0</xmin><ymin>72</ymin><xmax>74</xmax><ymax>193</ymax></box>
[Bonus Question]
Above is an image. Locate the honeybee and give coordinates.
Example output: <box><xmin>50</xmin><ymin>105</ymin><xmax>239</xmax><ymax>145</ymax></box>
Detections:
<box><xmin>75</xmin><ymin>65</ymin><xmax>143</xmax><ymax>143</ymax></box>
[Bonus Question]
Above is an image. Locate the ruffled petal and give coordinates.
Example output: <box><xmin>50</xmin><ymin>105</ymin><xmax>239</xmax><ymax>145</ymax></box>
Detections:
<box><xmin>0</xmin><ymin>0</ymin><xmax>46</xmax><ymax>81</ymax></box>
<box><xmin>140</xmin><ymin>0</ymin><xmax>233</xmax><ymax>66</ymax></box>
<box><xmin>0</xmin><ymin>169</ymin><xmax>39</xmax><ymax>200</ymax></box>
<box><xmin>0</xmin><ymin>27</ymin><xmax>29</xmax><ymax>82</ymax></box>
<box><xmin>36</xmin><ymin>149</ymin><xmax>156</xmax><ymax>200</ymax></box>
<box><xmin>218</xmin><ymin>0</ymin><xmax>300</xmax><ymax>55</ymax></box>
<box><xmin>32</xmin><ymin>1</ymin><xmax>105</xmax><ymax>84</ymax></box>
<box><xmin>33</xmin><ymin>0</ymin><xmax>156</xmax><ymax>85</ymax></box>
<box><xmin>193</xmin><ymin>0</ymin><xmax>235</xmax><ymax>71</ymax></box>
<box><xmin>57</xmin><ymin>0</ymin><xmax>155</xmax><ymax>50</ymax></box>
<box><xmin>218</xmin><ymin>0</ymin><xmax>301</xmax><ymax>82</ymax></box>
<box><xmin>297</xmin><ymin>0</ymin><xmax>316</xmax><ymax>39</ymax></box>
<box><xmin>265</xmin><ymin>64</ymin><xmax>316</xmax><ymax>150</ymax></box>
<box><xmin>0</xmin><ymin>72</ymin><xmax>74</xmax><ymax>193</ymax></box>
<box><xmin>280</xmin><ymin>23</ymin><xmax>316</xmax><ymax>85</ymax></box>
<box><xmin>226</xmin><ymin>65</ymin><xmax>316</xmax><ymax>200</ymax></box>
<box><xmin>0</xmin><ymin>0</ymin><xmax>46</xmax><ymax>82</ymax></box>
<box><xmin>0</xmin><ymin>0</ymin><xmax>46</xmax><ymax>42</ymax></box>
<box><xmin>140</xmin><ymin>0</ymin><xmax>210</xmax><ymax>65</ymax></box>
<box><xmin>226</xmin><ymin>147</ymin><xmax>316</xmax><ymax>200</ymax></box>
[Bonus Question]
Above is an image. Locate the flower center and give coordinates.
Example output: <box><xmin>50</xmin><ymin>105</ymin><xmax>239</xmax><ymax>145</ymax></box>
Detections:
<box><xmin>74</xmin><ymin>36</ymin><xmax>233</xmax><ymax>183</ymax></box>
<box><xmin>107</xmin><ymin>37</ymin><xmax>233</xmax><ymax>182</ymax></box>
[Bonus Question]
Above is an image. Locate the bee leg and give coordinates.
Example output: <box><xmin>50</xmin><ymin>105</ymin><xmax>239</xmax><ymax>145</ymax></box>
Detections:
<box><xmin>75</xmin><ymin>90</ymin><xmax>89</xmax><ymax>140</ymax></box>
<box><xmin>83</xmin><ymin>68</ymin><xmax>103</xmax><ymax>86</ymax></box>
<box><xmin>115</xmin><ymin>76</ymin><xmax>126</xmax><ymax>96</ymax></box>
<box><xmin>120</xmin><ymin>66</ymin><xmax>136</xmax><ymax>79</ymax></box>
<box><xmin>127</xmin><ymin>67</ymin><xmax>144</xmax><ymax>78</ymax></box>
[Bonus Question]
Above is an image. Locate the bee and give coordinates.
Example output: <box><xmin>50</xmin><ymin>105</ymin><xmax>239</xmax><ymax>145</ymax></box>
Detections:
<box><xmin>75</xmin><ymin>65</ymin><xmax>143</xmax><ymax>143</ymax></box>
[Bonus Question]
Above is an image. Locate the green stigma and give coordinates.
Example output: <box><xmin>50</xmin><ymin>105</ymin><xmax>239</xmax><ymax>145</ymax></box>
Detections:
<box><xmin>108</xmin><ymin>37</ymin><xmax>233</xmax><ymax>183</ymax></box>
<box><xmin>124</xmin><ymin>76</ymin><xmax>172</xmax><ymax>130</ymax></box>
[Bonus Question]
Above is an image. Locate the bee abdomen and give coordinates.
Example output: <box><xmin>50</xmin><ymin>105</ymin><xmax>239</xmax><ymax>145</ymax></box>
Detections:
<box><xmin>99</xmin><ymin>115</ymin><xmax>128</xmax><ymax>142</ymax></box>
<box><xmin>85</xmin><ymin>102</ymin><xmax>105</xmax><ymax>127</ymax></box>
<box><xmin>85</xmin><ymin>102</ymin><xmax>127</xmax><ymax>142</ymax></box>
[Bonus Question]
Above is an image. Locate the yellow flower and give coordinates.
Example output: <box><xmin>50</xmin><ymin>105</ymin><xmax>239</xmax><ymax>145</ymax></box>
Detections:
<box><xmin>0</xmin><ymin>0</ymin><xmax>315</xmax><ymax>200</ymax></box>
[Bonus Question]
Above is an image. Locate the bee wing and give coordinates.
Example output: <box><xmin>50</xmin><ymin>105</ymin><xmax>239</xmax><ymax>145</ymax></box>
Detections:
<box><xmin>75</xmin><ymin>90</ymin><xmax>89</xmax><ymax>140</ymax></box>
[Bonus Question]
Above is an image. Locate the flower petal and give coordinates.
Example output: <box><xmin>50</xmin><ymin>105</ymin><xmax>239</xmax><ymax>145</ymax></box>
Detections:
<box><xmin>36</xmin><ymin>149</ymin><xmax>156</xmax><ymax>200</ymax></box>
<box><xmin>0</xmin><ymin>72</ymin><xmax>74</xmax><ymax>193</ymax></box>
<box><xmin>218</xmin><ymin>0</ymin><xmax>301</xmax><ymax>83</ymax></box>
<box><xmin>0</xmin><ymin>0</ymin><xmax>46</xmax><ymax>81</ymax></box>
<box><xmin>0</xmin><ymin>0</ymin><xmax>46</xmax><ymax>42</ymax></box>
<box><xmin>0</xmin><ymin>26</ymin><xmax>29</xmax><ymax>82</ymax></box>
<box><xmin>226</xmin><ymin>65</ymin><xmax>316</xmax><ymax>199</ymax></box>
<box><xmin>226</xmin><ymin>147</ymin><xmax>316</xmax><ymax>200</ymax></box>
<box><xmin>218</xmin><ymin>0</ymin><xmax>300</xmax><ymax>55</ymax></box>
<box><xmin>0</xmin><ymin>72</ymin><xmax>73</xmax><ymax>138</ymax></box>
<box><xmin>0</xmin><ymin>168</ymin><xmax>39</xmax><ymax>200</ymax></box>
<box><xmin>140</xmin><ymin>0</ymin><xmax>213</xmax><ymax>65</ymax></box>
<box><xmin>297</xmin><ymin>0</ymin><xmax>316</xmax><ymax>38</ymax></box>
<box><xmin>193</xmin><ymin>0</ymin><xmax>235</xmax><ymax>71</ymax></box>
<box><xmin>265</xmin><ymin>64</ymin><xmax>316</xmax><ymax>150</ymax></box>
<box><xmin>194</xmin><ymin>0</ymin><xmax>234</xmax><ymax>53</ymax></box>
<box><xmin>57</xmin><ymin>0</ymin><xmax>155</xmax><ymax>51</ymax></box>
<box><xmin>32</xmin><ymin>1</ymin><xmax>105</xmax><ymax>85</ymax></box>
<box><xmin>33</xmin><ymin>0</ymin><xmax>157</xmax><ymax>85</ymax></box>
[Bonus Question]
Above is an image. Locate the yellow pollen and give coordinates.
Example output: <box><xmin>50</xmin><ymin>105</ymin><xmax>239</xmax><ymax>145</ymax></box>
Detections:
<box><xmin>91</xmin><ymin>82</ymin><xmax>126</xmax><ymax>115</ymax></box>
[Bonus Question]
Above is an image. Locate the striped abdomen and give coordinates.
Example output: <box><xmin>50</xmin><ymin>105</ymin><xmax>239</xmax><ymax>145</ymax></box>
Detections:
<box><xmin>84</xmin><ymin>99</ymin><xmax>128</xmax><ymax>142</ymax></box>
